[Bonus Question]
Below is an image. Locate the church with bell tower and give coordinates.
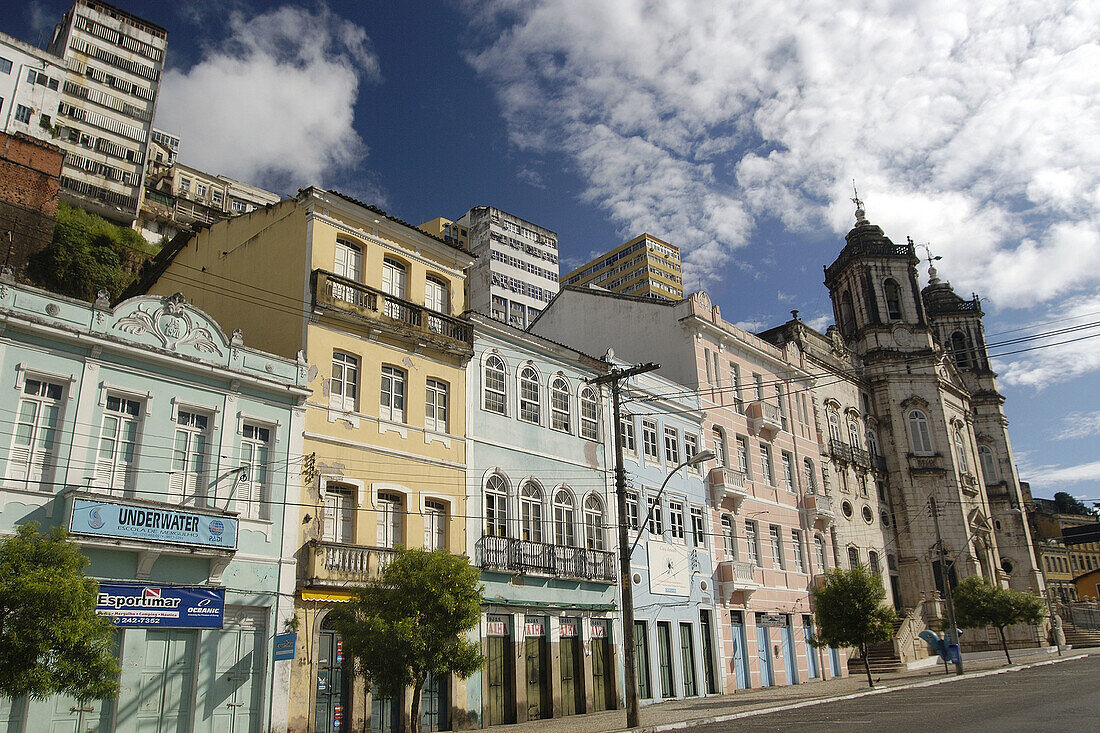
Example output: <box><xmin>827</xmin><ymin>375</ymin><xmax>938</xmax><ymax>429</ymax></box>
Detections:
<box><xmin>819</xmin><ymin>195</ymin><xmax>1042</xmax><ymax>609</ymax></box>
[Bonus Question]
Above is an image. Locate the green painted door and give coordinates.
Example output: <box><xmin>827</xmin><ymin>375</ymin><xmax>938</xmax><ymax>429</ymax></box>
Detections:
<box><xmin>315</xmin><ymin>629</ymin><xmax>347</xmax><ymax>733</ymax></box>
<box><xmin>633</xmin><ymin>621</ymin><xmax>652</xmax><ymax>700</ymax></box>
<box><xmin>485</xmin><ymin>636</ymin><xmax>513</xmax><ymax>726</ymax></box>
<box><xmin>0</xmin><ymin>698</ymin><xmax>24</xmax><ymax>733</ymax></box>
<box><xmin>524</xmin><ymin>637</ymin><xmax>547</xmax><ymax>720</ymax></box>
<box><xmin>204</xmin><ymin>619</ymin><xmax>265</xmax><ymax>733</ymax></box>
<box><xmin>560</xmin><ymin>636</ymin><xmax>583</xmax><ymax>716</ymax></box>
<box><xmin>679</xmin><ymin>623</ymin><xmax>697</xmax><ymax>697</ymax></box>
<box><xmin>370</xmin><ymin>689</ymin><xmax>399</xmax><ymax>733</ymax></box>
<box><xmin>42</xmin><ymin>693</ymin><xmax>111</xmax><ymax>733</ymax></box>
<box><xmin>700</xmin><ymin>611</ymin><xmax>718</xmax><ymax>694</ymax></box>
<box><xmin>656</xmin><ymin>622</ymin><xmax>675</xmax><ymax>699</ymax></box>
<box><xmin>421</xmin><ymin>673</ymin><xmax>448</xmax><ymax>731</ymax></box>
<box><xmin>136</xmin><ymin>629</ymin><xmax>197</xmax><ymax>733</ymax></box>
<box><xmin>590</xmin><ymin>628</ymin><xmax>615</xmax><ymax>712</ymax></box>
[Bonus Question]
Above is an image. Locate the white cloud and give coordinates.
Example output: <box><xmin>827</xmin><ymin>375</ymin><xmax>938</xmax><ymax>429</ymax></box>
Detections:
<box><xmin>158</xmin><ymin>5</ymin><xmax>380</xmax><ymax>193</ymax></box>
<box><xmin>465</xmin><ymin>0</ymin><xmax>1100</xmax><ymax>303</ymax></box>
<box><xmin>996</xmin><ymin>293</ymin><xmax>1100</xmax><ymax>389</ymax></box>
<box><xmin>1024</xmin><ymin>459</ymin><xmax>1100</xmax><ymax>487</ymax></box>
<box><xmin>1056</xmin><ymin>412</ymin><xmax>1100</xmax><ymax>440</ymax></box>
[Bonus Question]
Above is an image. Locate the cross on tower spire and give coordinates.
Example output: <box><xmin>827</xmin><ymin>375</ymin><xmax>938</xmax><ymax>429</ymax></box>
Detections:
<box><xmin>919</xmin><ymin>242</ymin><xmax>943</xmax><ymax>284</ymax></box>
<box><xmin>851</xmin><ymin>180</ymin><xmax>866</xmax><ymax>224</ymax></box>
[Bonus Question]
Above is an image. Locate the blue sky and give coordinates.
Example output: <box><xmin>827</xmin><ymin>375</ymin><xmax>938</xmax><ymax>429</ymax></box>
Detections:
<box><xmin>13</xmin><ymin>1</ymin><xmax>1100</xmax><ymax>502</ymax></box>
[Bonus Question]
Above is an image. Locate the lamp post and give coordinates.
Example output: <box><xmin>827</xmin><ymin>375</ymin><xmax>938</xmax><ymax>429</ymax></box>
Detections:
<box><xmin>619</xmin><ymin>449</ymin><xmax>714</xmax><ymax>726</ymax></box>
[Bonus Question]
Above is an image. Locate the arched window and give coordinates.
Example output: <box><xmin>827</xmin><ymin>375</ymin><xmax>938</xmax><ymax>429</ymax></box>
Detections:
<box><xmin>804</xmin><ymin>458</ymin><xmax>817</xmax><ymax>493</ymax></box>
<box><xmin>712</xmin><ymin>426</ymin><xmax>728</xmax><ymax>467</ymax></box>
<box><xmin>868</xmin><ymin>550</ymin><xmax>881</xmax><ymax>576</ymax></box>
<box><xmin>332</xmin><ymin>238</ymin><xmax>362</xmax><ymax>302</ymax></box>
<box><xmin>884</xmin><ymin>279</ymin><xmax>902</xmax><ymax>320</ymax></box>
<box><xmin>519</xmin><ymin>366</ymin><xmax>540</xmax><ymax>424</ymax></box>
<box><xmin>554</xmin><ymin>490</ymin><xmax>576</xmax><ymax>547</ymax></box>
<box><xmin>381</xmin><ymin>257</ymin><xmax>408</xmax><ymax>320</ymax></box>
<box><xmin>954</xmin><ymin>429</ymin><xmax>970</xmax><ymax>474</ymax></box>
<box><xmin>579</xmin><ymin>387</ymin><xmax>599</xmax><ymax>440</ymax></box>
<box><xmin>950</xmin><ymin>331</ymin><xmax>970</xmax><ymax>369</ymax></box>
<box><xmin>520</xmin><ymin>482</ymin><xmax>543</xmax><ymax>542</ymax></box>
<box><xmin>979</xmin><ymin>445</ymin><xmax>997</xmax><ymax>484</ymax></box>
<box><xmin>484</xmin><ymin>356</ymin><xmax>507</xmax><ymax>414</ymax></box>
<box><xmin>584</xmin><ymin>495</ymin><xmax>605</xmax><ymax>551</ymax></box>
<box><xmin>828</xmin><ymin>412</ymin><xmax>843</xmax><ymax>442</ymax></box>
<box><xmin>485</xmin><ymin>474</ymin><xmax>508</xmax><ymax>537</ymax></box>
<box><xmin>815</xmin><ymin>534</ymin><xmax>827</xmax><ymax>571</ymax></box>
<box><xmin>866</xmin><ymin>430</ymin><xmax>880</xmax><ymax>457</ymax></box>
<box><xmin>550</xmin><ymin>377</ymin><xmax>571</xmax><ymax>432</ymax></box>
<box><xmin>425</xmin><ymin>276</ymin><xmax>449</xmax><ymax>334</ymax></box>
<box><xmin>376</xmin><ymin>491</ymin><xmax>403</xmax><ymax>548</ymax></box>
<box><xmin>840</xmin><ymin>290</ymin><xmax>856</xmax><ymax>334</ymax></box>
<box><xmin>907</xmin><ymin>410</ymin><xmax>933</xmax><ymax>454</ymax></box>
<box><xmin>847</xmin><ymin>420</ymin><xmax>861</xmax><ymax>450</ymax></box>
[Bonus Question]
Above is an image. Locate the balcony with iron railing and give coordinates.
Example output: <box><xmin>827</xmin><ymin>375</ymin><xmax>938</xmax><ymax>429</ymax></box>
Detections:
<box><xmin>907</xmin><ymin>453</ymin><xmax>945</xmax><ymax>473</ymax></box>
<box><xmin>829</xmin><ymin>439</ymin><xmax>853</xmax><ymax>464</ymax></box>
<box><xmin>303</xmin><ymin>539</ymin><xmax>397</xmax><ymax>586</ymax></box>
<box><xmin>708</xmin><ymin>465</ymin><xmax>749</xmax><ymax>509</ymax></box>
<box><xmin>746</xmin><ymin>400</ymin><xmax>782</xmax><ymax>438</ymax></box>
<box><xmin>312</xmin><ymin>269</ymin><xmax>472</xmax><ymax>355</ymax></box>
<box><xmin>475</xmin><ymin>535</ymin><xmax>616</xmax><ymax>583</ymax></box>
<box><xmin>852</xmin><ymin>447</ymin><xmax>871</xmax><ymax>469</ymax></box>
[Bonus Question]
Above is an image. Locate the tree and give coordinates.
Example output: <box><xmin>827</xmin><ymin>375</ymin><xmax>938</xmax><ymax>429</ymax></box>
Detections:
<box><xmin>27</xmin><ymin>203</ymin><xmax>158</xmax><ymax>302</ymax></box>
<box><xmin>1052</xmin><ymin>491</ymin><xmax>1093</xmax><ymax>516</ymax></box>
<box><xmin>810</xmin><ymin>565</ymin><xmax>899</xmax><ymax>688</ymax></box>
<box><xmin>332</xmin><ymin>548</ymin><xmax>483</xmax><ymax>733</ymax></box>
<box><xmin>0</xmin><ymin>523</ymin><xmax>121</xmax><ymax>701</ymax></box>
<box><xmin>952</xmin><ymin>576</ymin><xmax>1046</xmax><ymax>664</ymax></box>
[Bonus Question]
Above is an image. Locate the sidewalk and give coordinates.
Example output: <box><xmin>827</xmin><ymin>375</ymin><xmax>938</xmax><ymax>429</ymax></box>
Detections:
<box><xmin>487</xmin><ymin>645</ymin><xmax>1086</xmax><ymax>733</ymax></box>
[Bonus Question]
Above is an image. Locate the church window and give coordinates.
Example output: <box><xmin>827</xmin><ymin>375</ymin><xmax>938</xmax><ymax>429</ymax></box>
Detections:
<box><xmin>907</xmin><ymin>410</ymin><xmax>933</xmax><ymax>455</ymax></box>
<box><xmin>951</xmin><ymin>331</ymin><xmax>971</xmax><ymax>369</ymax></box>
<box><xmin>884</xmin><ymin>279</ymin><xmax>902</xmax><ymax>320</ymax></box>
<box><xmin>840</xmin><ymin>290</ymin><xmax>856</xmax><ymax>334</ymax></box>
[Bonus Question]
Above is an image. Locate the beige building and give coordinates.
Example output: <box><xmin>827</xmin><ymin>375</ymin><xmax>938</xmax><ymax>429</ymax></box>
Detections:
<box><xmin>561</xmin><ymin>233</ymin><xmax>683</xmax><ymax>301</ymax></box>
<box><xmin>132</xmin><ymin>187</ymin><xmax>476</xmax><ymax>733</ymax></box>
<box><xmin>45</xmin><ymin>1</ymin><xmax>168</xmax><ymax>224</ymax></box>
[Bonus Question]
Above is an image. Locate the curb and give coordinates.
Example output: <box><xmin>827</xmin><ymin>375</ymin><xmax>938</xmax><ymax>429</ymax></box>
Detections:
<box><xmin>625</xmin><ymin>653</ymin><xmax>1088</xmax><ymax>732</ymax></box>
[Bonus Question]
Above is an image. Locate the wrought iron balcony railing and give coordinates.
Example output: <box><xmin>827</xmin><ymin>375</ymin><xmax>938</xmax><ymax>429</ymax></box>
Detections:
<box><xmin>476</xmin><ymin>535</ymin><xmax>615</xmax><ymax>583</ymax></box>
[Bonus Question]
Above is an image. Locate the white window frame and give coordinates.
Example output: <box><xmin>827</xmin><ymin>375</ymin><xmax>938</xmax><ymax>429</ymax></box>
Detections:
<box><xmin>620</xmin><ymin>413</ymin><xmax>637</xmax><ymax>456</ymax></box>
<box><xmin>647</xmin><ymin>494</ymin><xmax>664</xmax><ymax>536</ymax></box>
<box><xmin>380</xmin><ymin>365</ymin><xmax>406</xmax><ymax>423</ymax></box>
<box><xmin>483</xmin><ymin>355</ymin><xmax>507</xmax><ymax>415</ymax></box>
<box><xmin>792</xmin><ymin>529</ymin><xmax>807</xmax><ymax>574</ymax></box>
<box><xmin>330</xmin><ymin>351</ymin><xmax>359</xmax><ymax>412</ymax></box>
<box><xmin>550</xmin><ymin>376</ymin><xmax>571</xmax><ymax>433</ymax></box>
<box><xmin>664</xmin><ymin>426</ymin><xmax>679</xmax><ymax>465</ymax></box>
<box><xmin>745</xmin><ymin>519</ymin><xmax>760</xmax><ymax>566</ymax></box>
<box><xmin>579</xmin><ymin>387</ymin><xmax>599</xmax><ymax>440</ymax></box>
<box><xmin>519</xmin><ymin>366</ymin><xmax>541</xmax><ymax>424</ymax></box>
<box><xmin>668</xmin><ymin>499</ymin><xmax>686</xmax><ymax>542</ymax></box>
<box><xmin>485</xmin><ymin>474</ymin><xmax>509</xmax><ymax>537</ymax></box>
<box><xmin>169</xmin><ymin>409</ymin><xmax>210</xmax><ymax>507</ymax></box>
<box><xmin>238</xmin><ymin>421</ymin><xmax>272</xmax><ymax>520</ymax></box>
<box><xmin>94</xmin><ymin>393</ymin><xmax>143</xmax><ymax>496</ymax></box>
<box><xmin>721</xmin><ymin>515</ymin><xmax>736</xmax><ymax>559</ymax></box>
<box><xmin>584</xmin><ymin>495</ymin><xmax>605</xmax><ymax>551</ymax></box>
<box><xmin>907</xmin><ymin>410</ymin><xmax>934</xmax><ymax>455</ymax></box>
<box><xmin>323</xmin><ymin>483</ymin><xmax>356</xmax><ymax>543</ymax></box>
<box><xmin>425</xmin><ymin>378</ymin><xmax>448</xmax><ymax>433</ymax></box>
<box><xmin>770</xmin><ymin>524</ymin><xmax>784</xmax><ymax>569</ymax></box>
<box><xmin>781</xmin><ymin>451</ymin><xmax>795</xmax><ymax>491</ymax></box>
<box><xmin>554</xmin><ymin>489</ymin><xmax>576</xmax><ymax>547</ymax></box>
<box><xmin>736</xmin><ymin>436</ymin><xmax>751</xmax><ymax>478</ymax></box>
<box><xmin>642</xmin><ymin>419</ymin><xmax>659</xmax><ymax>461</ymax></box>
<box><xmin>760</xmin><ymin>443</ymin><xmax>774</xmax><ymax>485</ymax></box>
<box><xmin>424</xmin><ymin>499</ymin><xmax>447</xmax><ymax>550</ymax></box>
<box><xmin>7</xmin><ymin>376</ymin><xmax>65</xmax><ymax>487</ymax></box>
<box><xmin>376</xmin><ymin>491</ymin><xmax>403</xmax><ymax>548</ymax></box>
<box><xmin>684</xmin><ymin>433</ymin><xmax>700</xmax><ymax>472</ymax></box>
<box><xmin>690</xmin><ymin>506</ymin><xmax>706</xmax><ymax>548</ymax></box>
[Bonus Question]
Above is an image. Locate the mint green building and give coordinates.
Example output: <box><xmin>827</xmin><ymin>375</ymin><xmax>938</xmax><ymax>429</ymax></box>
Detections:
<box><xmin>0</xmin><ymin>277</ymin><xmax>308</xmax><ymax>732</ymax></box>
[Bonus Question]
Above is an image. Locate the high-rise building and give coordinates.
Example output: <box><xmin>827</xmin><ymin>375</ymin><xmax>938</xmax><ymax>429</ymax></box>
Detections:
<box><xmin>423</xmin><ymin>206</ymin><xmax>559</xmax><ymax>329</ymax></box>
<box><xmin>45</xmin><ymin>1</ymin><xmax>167</xmax><ymax>224</ymax></box>
<box><xmin>561</xmin><ymin>232</ymin><xmax>683</xmax><ymax>300</ymax></box>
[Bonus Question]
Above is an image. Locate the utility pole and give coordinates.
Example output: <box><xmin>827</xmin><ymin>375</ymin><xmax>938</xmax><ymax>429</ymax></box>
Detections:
<box><xmin>588</xmin><ymin>361</ymin><xmax>658</xmax><ymax>729</ymax></box>
<box><xmin>930</xmin><ymin>496</ymin><xmax>964</xmax><ymax>675</ymax></box>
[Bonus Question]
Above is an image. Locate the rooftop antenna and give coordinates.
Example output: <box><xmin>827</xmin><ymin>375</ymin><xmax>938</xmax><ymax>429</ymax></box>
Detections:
<box><xmin>850</xmin><ymin>180</ymin><xmax>866</xmax><ymax>224</ymax></box>
<box><xmin>918</xmin><ymin>241</ymin><xmax>943</xmax><ymax>284</ymax></box>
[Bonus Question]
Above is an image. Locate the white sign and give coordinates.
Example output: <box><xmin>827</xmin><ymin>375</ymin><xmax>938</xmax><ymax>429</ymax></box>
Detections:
<box><xmin>647</xmin><ymin>541</ymin><xmax>691</xmax><ymax>596</ymax></box>
<box><xmin>591</xmin><ymin>620</ymin><xmax>608</xmax><ymax>639</ymax></box>
<box><xmin>524</xmin><ymin>617</ymin><xmax>546</xmax><ymax>637</ymax></box>
<box><xmin>560</xmin><ymin>619</ymin><xmax>578</xmax><ymax>638</ymax></box>
<box><xmin>487</xmin><ymin>615</ymin><xmax>509</xmax><ymax>637</ymax></box>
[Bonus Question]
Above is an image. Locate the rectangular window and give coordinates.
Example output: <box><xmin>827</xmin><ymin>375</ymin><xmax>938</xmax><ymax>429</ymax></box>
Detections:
<box><xmin>323</xmin><ymin>486</ymin><xmax>355</xmax><ymax>543</ymax></box>
<box><xmin>231</xmin><ymin>200</ymin><xmax>248</xmax><ymax>213</ymax></box>
<box><xmin>211</xmin><ymin>190</ymin><xmax>224</xmax><ymax>206</ymax></box>
<box><xmin>704</xmin><ymin>348</ymin><xmax>713</xmax><ymax>385</ymax></box>
<box><xmin>424</xmin><ymin>499</ymin><xmax>447</xmax><ymax>550</ymax></box>
<box><xmin>647</xmin><ymin>495</ymin><xmax>664</xmax><ymax>536</ymax></box>
<box><xmin>730</xmin><ymin>363</ymin><xmax>743</xmax><ymax>413</ymax></box>
<box><xmin>781</xmin><ymin>451</ymin><xmax>795</xmax><ymax>491</ymax></box>
<box><xmin>690</xmin><ymin>507</ymin><xmax>706</xmax><ymax>548</ymax></box>
<box><xmin>848</xmin><ymin>546</ymin><xmax>861</xmax><ymax>569</ymax></box>
<box><xmin>0</xmin><ymin>58</ymin><xmax>12</xmax><ymax>74</ymax></box>
<box><xmin>664</xmin><ymin>427</ymin><xmax>679</xmax><ymax>465</ymax></box>
<box><xmin>669</xmin><ymin>500</ymin><xmax>685</xmax><ymax>542</ymax></box>
<box><xmin>178</xmin><ymin>176</ymin><xmax>191</xmax><ymax>191</ymax></box>
<box><xmin>519</xmin><ymin>370</ymin><xmax>540</xmax><ymax>423</ymax></box>
<box><xmin>7</xmin><ymin>378</ymin><xmax>63</xmax><ymax>485</ymax></box>
<box><xmin>15</xmin><ymin>105</ymin><xmax>32</xmax><ymax>124</ymax></box>
<box><xmin>642</xmin><ymin>419</ymin><xmax>659</xmax><ymax>460</ymax></box>
<box><xmin>239</xmin><ymin>423</ymin><xmax>271</xmax><ymax>520</ymax></box>
<box><xmin>721</xmin><ymin>515</ymin><xmax>736</xmax><ymax>559</ymax></box>
<box><xmin>745</xmin><ymin>520</ymin><xmax>760</xmax><ymax>566</ymax></box>
<box><xmin>425</xmin><ymin>378</ymin><xmax>448</xmax><ymax>432</ymax></box>
<box><xmin>776</xmin><ymin>384</ymin><xmax>788</xmax><ymax>430</ymax></box>
<box><xmin>550</xmin><ymin>382</ymin><xmax>570</xmax><ymax>432</ymax></box>
<box><xmin>170</xmin><ymin>410</ymin><xmax>209</xmax><ymax>506</ymax></box>
<box><xmin>736</xmin><ymin>436</ymin><xmax>751</xmax><ymax>478</ymax></box>
<box><xmin>753</xmin><ymin>373</ymin><xmax>764</xmax><ymax>401</ymax></box>
<box><xmin>792</xmin><ymin>530</ymin><xmax>806</xmax><ymax>574</ymax></box>
<box><xmin>626</xmin><ymin>491</ymin><xmax>640</xmax><ymax>530</ymax></box>
<box><xmin>491</xmin><ymin>295</ymin><xmax>507</xmax><ymax>321</ymax></box>
<box><xmin>770</xmin><ymin>525</ymin><xmax>784</xmax><ymax>569</ymax></box>
<box><xmin>95</xmin><ymin>394</ymin><xmax>141</xmax><ymax>494</ymax></box>
<box><xmin>580</xmin><ymin>391</ymin><xmax>598</xmax><ymax>440</ymax></box>
<box><xmin>380</xmin><ymin>365</ymin><xmax>406</xmax><ymax>422</ymax></box>
<box><xmin>760</xmin><ymin>444</ymin><xmax>774</xmax><ymax>485</ymax></box>
<box><xmin>196</xmin><ymin>182</ymin><xmax>208</xmax><ymax>197</ymax></box>
<box><xmin>684</xmin><ymin>433</ymin><xmax>699</xmax><ymax>470</ymax></box>
<box><xmin>330</xmin><ymin>351</ymin><xmax>358</xmax><ymax>411</ymax></box>
<box><xmin>620</xmin><ymin>414</ymin><xmax>637</xmax><ymax>455</ymax></box>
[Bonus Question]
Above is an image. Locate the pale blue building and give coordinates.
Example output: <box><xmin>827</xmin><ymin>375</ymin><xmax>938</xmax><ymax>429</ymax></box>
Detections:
<box><xmin>615</xmin><ymin>368</ymin><xmax>723</xmax><ymax>703</ymax></box>
<box><xmin>463</xmin><ymin>313</ymin><xmax>620</xmax><ymax>727</ymax></box>
<box><xmin>0</xmin><ymin>279</ymin><xmax>308</xmax><ymax>733</ymax></box>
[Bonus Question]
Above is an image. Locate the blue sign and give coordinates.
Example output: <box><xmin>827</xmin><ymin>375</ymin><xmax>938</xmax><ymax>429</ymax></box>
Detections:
<box><xmin>273</xmin><ymin>632</ymin><xmax>297</xmax><ymax>661</ymax></box>
<box><xmin>96</xmin><ymin>583</ymin><xmax>224</xmax><ymax>628</ymax></box>
<box><xmin>70</xmin><ymin>497</ymin><xmax>238</xmax><ymax>550</ymax></box>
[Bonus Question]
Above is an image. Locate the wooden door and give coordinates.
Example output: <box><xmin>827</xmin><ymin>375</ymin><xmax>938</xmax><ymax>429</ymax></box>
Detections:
<box><xmin>524</xmin><ymin>637</ymin><xmax>546</xmax><ymax>720</ymax></box>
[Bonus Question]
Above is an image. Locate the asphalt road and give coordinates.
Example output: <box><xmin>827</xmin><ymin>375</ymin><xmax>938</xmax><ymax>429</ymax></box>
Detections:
<box><xmin>687</xmin><ymin>654</ymin><xmax>1100</xmax><ymax>732</ymax></box>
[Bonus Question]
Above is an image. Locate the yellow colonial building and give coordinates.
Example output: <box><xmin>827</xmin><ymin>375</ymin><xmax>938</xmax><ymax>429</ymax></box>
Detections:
<box><xmin>135</xmin><ymin>187</ymin><xmax>475</xmax><ymax>733</ymax></box>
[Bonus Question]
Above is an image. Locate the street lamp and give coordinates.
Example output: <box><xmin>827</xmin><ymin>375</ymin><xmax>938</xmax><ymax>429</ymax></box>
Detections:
<box><xmin>619</xmin><ymin>448</ymin><xmax>714</xmax><ymax>727</ymax></box>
